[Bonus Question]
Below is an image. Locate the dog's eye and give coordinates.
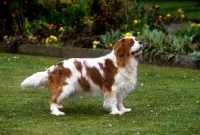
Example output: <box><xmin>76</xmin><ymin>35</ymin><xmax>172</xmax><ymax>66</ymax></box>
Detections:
<box><xmin>130</xmin><ymin>40</ymin><xmax>134</xmax><ymax>44</ymax></box>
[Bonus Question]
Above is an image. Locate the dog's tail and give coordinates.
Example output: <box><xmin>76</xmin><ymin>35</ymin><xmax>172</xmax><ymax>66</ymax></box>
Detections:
<box><xmin>21</xmin><ymin>71</ymin><xmax>49</xmax><ymax>90</ymax></box>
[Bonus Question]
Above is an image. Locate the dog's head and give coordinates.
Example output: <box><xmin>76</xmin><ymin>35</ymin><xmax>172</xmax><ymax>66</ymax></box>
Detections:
<box><xmin>113</xmin><ymin>36</ymin><xmax>143</xmax><ymax>67</ymax></box>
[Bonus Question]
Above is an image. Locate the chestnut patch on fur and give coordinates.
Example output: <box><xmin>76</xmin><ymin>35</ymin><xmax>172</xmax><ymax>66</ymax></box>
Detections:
<box><xmin>74</xmin><ymin>60</ymin><xmax>91</xmax><ymax>92</ymax></box>
<box><xmin>86</xmin><ymin>65</ymin><xmax>103</xmax><ymax>87</ymax></box>
<box><xmin>78</xmin><ymin>76</ymin><xmax>90</xmax><ymax>92</ymax></box>
<box><xmin>74</xmin><ymin>60</ymin><xmax>82</xmax><ymax>72</ymax></box>
<box><xmin>48</xmin><ymin>62</ymin><xmax>72</xmax><ymax>104</ymax></box>
<box><xmin>86</xmin><ymin>59</ymin><xmax>118</xmax><ymax>93</ymax></box>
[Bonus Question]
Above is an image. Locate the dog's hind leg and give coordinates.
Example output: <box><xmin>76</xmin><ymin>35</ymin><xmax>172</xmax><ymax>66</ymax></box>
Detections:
<box><xmin>50</xmin><ymin>103</ymin><xmax>65</xmax><ymax>116</ymax></box>
<box><xmin>49</xmin><ymin>87</ymin><xmax>66</xmax><ymax>116</ymax></box>
<box><xmin>50</xmin><ymin>85</ymin><xmax>75</xmax><ymax>116</ymax></box>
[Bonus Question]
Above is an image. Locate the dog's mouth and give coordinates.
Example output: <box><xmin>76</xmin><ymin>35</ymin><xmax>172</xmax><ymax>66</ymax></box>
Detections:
<box><xmin>131</xmin><ymin>46</ymin><xmax>143</xmax><ymax>55</ymax></box>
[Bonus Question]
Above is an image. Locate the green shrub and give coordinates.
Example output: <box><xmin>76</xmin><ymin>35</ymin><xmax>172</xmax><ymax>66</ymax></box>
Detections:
<box><xmin>175</xmin><ymin>22</ymin><xmax>200</xmax><ymax>50</ymax></box>
<box><xmin>189</xmin><ymin>51</ymin><xmax>200</xmax><ymax>66</ymax></box>
<box><xmin>86</xmin><ymin>0</ymin><xmax>172</xmax><ymax>35</ymax></box>
<box><xmin>99</xmin><ymin>29</ymin><xmax>122</xmax><ymax>49</ymax></box>
<box><xmin>23</xmin><ymin>18</ymin><xmax>49</xmax><ymax>36</ymax></box>
<box><xmin>138</xmin><ymin>28</ymin><xmax>194</xmax><ymax>62</ymax></box>
<box><xmin>124</xmin><ymin>3</ymin><xmax>162</xmax><ymax>32</ymax></box>
<box><xmin>1</xmin><ymin>0</ymin><xmax>86</xmax><ymax>37</ymax></box>
<box><xmin>87</xmin><ymin>0</ymin><xmax>124</xmax><ymax>34</ymax></box>
<box><xmin>37</xmin><ymin>0</ymin><xmax>86</xmax><ymax>30</ymax></box>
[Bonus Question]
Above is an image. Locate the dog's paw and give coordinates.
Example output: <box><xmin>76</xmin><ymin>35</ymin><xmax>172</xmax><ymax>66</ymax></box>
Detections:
<box><xmin>121</xmin><ymin>108</ymin><xmax>132</xmax><ymax>113</ymax></box>
<box><xmin>57</xmin><ymin>105</ymin><xmax>63</xmax><ymax>109</ymax></box>
<box><xmin>110</xmin><ymin>110</ymin><xmax>124</xmax><ymax>115</ymax></box>
<box><xmin>51</xmin><ymin>111</ymin><xmax>65</xmax><ymax>116</ymax></box>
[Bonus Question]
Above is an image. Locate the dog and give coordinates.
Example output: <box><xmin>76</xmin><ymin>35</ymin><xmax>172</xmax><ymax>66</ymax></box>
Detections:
<box><xmin>21</xmin><ymin>36</ymin><xmax>143</xmax><ymax>116</ymax></box>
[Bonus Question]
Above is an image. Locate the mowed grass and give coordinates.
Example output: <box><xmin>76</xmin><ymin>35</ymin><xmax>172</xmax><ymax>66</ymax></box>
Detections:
<box><xmin>150</xmin><ymin>0</ymin><xmax>200</xmax><ymax>19</ymax></box>
<box><xmin>0</xmin><ymin>52</ymin><xmax>199</xmax><ymax>135</ymax></box>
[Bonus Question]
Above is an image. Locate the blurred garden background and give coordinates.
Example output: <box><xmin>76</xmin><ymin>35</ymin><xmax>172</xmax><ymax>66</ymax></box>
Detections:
<box><xmin>0</xmin><ymin>0</ymin><xmax>200</xmax><ymax>64</ymax></box>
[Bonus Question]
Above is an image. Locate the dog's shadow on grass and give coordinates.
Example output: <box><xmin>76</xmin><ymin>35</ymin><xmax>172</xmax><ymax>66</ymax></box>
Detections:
<box><xmin>47</xmin><ymin>98</ymin><xmax>109</xmax><ymax>116</ymax></box>
<box><xmin>59</xmin><ymin>104</ymin><xmax>108</xmax><ymax>116</ymax></box>
<box><xmin>38</xmin><ymin>98</ymin><xmax>106</xmax><ymax>116</ymax></box>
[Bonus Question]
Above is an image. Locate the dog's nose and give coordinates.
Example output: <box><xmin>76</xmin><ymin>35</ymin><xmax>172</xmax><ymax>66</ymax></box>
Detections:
<box><xmin>138</xmin><ymin>41</ymin><xmax>142</xmax><ymax>45</ymax></box>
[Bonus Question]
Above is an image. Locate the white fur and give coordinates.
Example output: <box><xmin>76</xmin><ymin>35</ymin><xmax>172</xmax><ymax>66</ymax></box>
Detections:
<box><xmin>21</xmin><ymin>72</ymin><xmax>48</xmax><ymax>89</ymax></box>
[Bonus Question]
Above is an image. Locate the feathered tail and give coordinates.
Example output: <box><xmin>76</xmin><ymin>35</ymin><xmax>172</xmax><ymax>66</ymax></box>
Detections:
<box><xmin>21</xmin><ymin>71</ymin><xmax>49</xmax><ymax>90</ymax></box>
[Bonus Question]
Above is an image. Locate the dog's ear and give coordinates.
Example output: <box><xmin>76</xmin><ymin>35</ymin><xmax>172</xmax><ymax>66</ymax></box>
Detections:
<box><xmin>113</xmin><ymin>38</ymin><xmax>131</xmax><ymax>67</ymax></box>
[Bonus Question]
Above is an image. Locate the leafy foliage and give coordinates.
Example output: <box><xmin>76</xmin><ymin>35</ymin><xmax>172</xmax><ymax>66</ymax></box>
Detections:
<box><xmin>23</xmin><ymin>18</ymin><xmax>49</xmax><ymax>36</ymax></box>
<box><xmin>138</xmin><ymin>29</ymin><xmax>194</xmax><ymax>62</ymax></box>
<box><xmin>99</xmin><ymin>29</ymin><xmax>122</xmax><ymax>49</ymax></box>
<box><xmin>124</xmin><ymin>3</ymin><xmax>163</xmax><ymax>32</ymax></box>
<box><xmin>87</xmin><ymin>0</ymin><xmax>124</xmax><ymax>34</ymax></box>
<box><xmin>189</xmin><ymin>51</ymin><xmax>200</xmax><ymax>65</ymax></box>
<box><xmin>1</xmin><ymin>0</ymin><xmax>86</xmax><ymax>37</ymax></box>
<box><xmin>87</xmin><ymin>0</ymin><xmax>171</xmax><ymax>34</ymax></box>
<box><xmin>175</xmin><ymin>23</ymin><xmax>200</xmax><ymax>50</ymax></box>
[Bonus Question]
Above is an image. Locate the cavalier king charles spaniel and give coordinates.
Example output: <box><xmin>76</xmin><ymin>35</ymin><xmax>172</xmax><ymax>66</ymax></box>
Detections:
<box><xmin>21</xmin><ymin>36</ymin><xmax>143</xmax><ymax>116</ymax></box>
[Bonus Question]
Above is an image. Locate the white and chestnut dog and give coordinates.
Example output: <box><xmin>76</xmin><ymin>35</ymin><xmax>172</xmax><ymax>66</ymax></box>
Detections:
<box><xmin>21</xmin><ymin>36</ymin><xmax>143</xmax><ymax>116</ymax></box>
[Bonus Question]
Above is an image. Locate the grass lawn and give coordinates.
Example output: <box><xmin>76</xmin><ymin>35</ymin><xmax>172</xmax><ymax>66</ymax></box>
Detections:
<box><xmin>148</xmin><ymin>0</ymin><xmax>200</xmax><ymax>20</ymax></box>
<box><xmin>0</xmin><ymin>52</ymin><xmax>199</xmax><ymax>134</ymax></box>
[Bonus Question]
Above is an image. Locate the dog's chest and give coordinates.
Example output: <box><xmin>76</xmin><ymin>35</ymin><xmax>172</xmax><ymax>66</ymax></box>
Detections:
<box><xmin>114</xmin><ymin>65</ymin><xmax>137</xmax><ymax>91</ymax></box>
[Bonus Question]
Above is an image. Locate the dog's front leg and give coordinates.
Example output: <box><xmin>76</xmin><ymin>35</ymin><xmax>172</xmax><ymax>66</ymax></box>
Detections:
<box><xmin>103</xmin><ymin>92</ymin><xmax>124</xmax><ymax>115</ymax></box>
<box><xmin>117</xmin><ymin>93</ymin><xmax>131</xmax><ymax>113</ymax></box>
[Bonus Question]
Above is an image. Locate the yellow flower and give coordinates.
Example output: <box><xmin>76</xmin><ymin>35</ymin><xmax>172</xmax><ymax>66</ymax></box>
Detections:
<box><xmin>125</xmin><ymin>32</ymin><xmax>132</xmax><ymax>37</ymax></box>
<box><xmin>178</xmin><ymin>8</ymin><xmax>184</xmax><ymax>14</ymax></box>
<box><xmin>59</xmin><ymin>27</ymin><xmax>65</xmax><ymax>32</ymax></box>
<box><xmin>50</xmin><ymin>35</ymin><xmax>55</xmax><ymax>39</ymax></box>
<box><xmin>33</xmin><ymin>37</ymin><xmax>37</xmax><ymax>40</ymax></box>
<box><xmin>93</xmin><ymin>41</ymin><xmax>100</xmax><ymax>45</ymax></box>
<box><xmin>155</xmin><ymin>5</ymin><xmax>159</xmax><ymax>8</ymax></box>
<box><xmin>137</xmin><ymin>32</ymin><xmax>140</xmax><ymax>35</ymax></box>
<box><xmin>181</xmin><ymin>14</ymin><xmax>185</xmax><ymax>18</ymax></box>
<box><xmin>166</xmin><ymin>14</ymin><xmax>171</xmax><ymax>18</ymax></box>
<box><xmin>46</xmin><ymin>38</ymin><xmax>50</xmax><ymax>43</ymax></box>
<box><xmin>191</xmin><ymin>23</ymin><xmax>200</xmax><ymax>27</ymax></box>
<box><xmin>133</xmin><ymin>20</ymin><xmax>138</xmax><ymax>25</ymax></box>
<box><xmin>93</xmin><ymin>41</ymin><xmax>100</xmax><ymax>48</ymax></box>
<box><xmin>50</xmin><ymin>35</ymin><xmax>57</xmax><ymax>41</ymax></box>
<box><xmin>109</xmin><ymin>43</ymin><xmax>113</xmax><ymax>47</ymax></box>
<box><xmin>93</xmin><ymin>44</ymin><xmax>96</xmax><ymax>49</ymax></box>
<box><xmin>191</xmin><ymin>23</ymin><xmax>196</xmax><ymax>27</ymax></box>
